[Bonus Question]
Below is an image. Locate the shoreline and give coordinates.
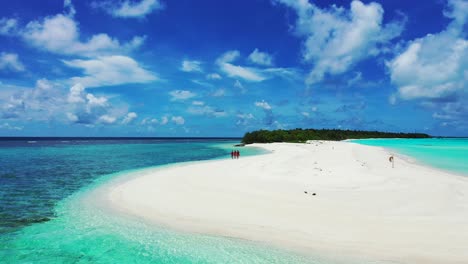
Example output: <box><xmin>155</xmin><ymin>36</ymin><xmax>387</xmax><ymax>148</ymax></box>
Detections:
<box><xmin>348</xmin><ymin>139</ymin><xmax>468</xmax><ymax>178</ymax></box>
<box><xmin>94</xmin><ymin>141</ymin><xmax>468</xmax><ymax>264</ymax></box>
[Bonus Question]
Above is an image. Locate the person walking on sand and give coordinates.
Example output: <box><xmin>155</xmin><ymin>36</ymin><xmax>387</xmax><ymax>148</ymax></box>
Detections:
<box><xmin>231</xmin><ymin>150</ymin><xmax>234</xmax><ymax>159</ymax></box>
<box><xmin>236</xmin><ymin>150</ymin><xmax>240</xmax><ymax>159</ymax></box>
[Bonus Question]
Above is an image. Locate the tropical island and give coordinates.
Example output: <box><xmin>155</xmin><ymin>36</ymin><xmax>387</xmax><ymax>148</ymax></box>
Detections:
<box><xmin>242</xmin><ymin>128</ymin><xmax>430</xmax><ymax>144</ymax></box>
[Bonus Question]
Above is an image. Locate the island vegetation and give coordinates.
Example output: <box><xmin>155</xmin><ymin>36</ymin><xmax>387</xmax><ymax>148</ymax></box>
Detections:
<box><xmin>242</xmin><ymin>128</ymin><xmax>430</xmax><ymax>144</ymax></box>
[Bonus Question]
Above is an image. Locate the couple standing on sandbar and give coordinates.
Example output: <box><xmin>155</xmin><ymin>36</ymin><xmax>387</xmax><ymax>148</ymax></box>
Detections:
<box><xmin>231</xmin><ymin>150</ymin><xmax>240</xmax><ymax>159</ymax></box>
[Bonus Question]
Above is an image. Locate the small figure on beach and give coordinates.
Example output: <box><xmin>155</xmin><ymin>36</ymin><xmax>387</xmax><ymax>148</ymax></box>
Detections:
<box><xmin>231</xmin><ymin>150</ymin><xmax>240</xmax><ymax>159</ymax></box>
<box><xmin>389</xmin><ymin>155</ymin><xmax>394</xmax><ymax>168</ymax></box>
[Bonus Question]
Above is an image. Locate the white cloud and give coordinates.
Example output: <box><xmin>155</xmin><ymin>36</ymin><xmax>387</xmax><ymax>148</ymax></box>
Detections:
<box><xmin>0</xmin><ymin>52</ymin><xmax>25</xmax><ymax>72</ymax></box>
<box><xmin>64</xmin><ymin>55</ymin><xmax>157</xmax><ymax>87</ymax></box>
<box><xmin>0</xmin><ymin>79</ymin><xmax>130</xmax><ymax>126</ymax></box>
<box><xmin>211</xmin><ymin>88</ymin><xmax>225</xmax><ymax>97</ymax></box>
<box><xmin>65</xmin><ymin>84</ymin><xmax>126</xmax><ymax>125</ymax></box>
<box><xmin>388</xmin><ymin>7</ymin><xmax>467</xmax><ymax>100</ymax></box>
<box><xmin>68</xmin><ymin>83</ymin><xmax>86</xmax><ymax>103</ymax></box>
<box><xmin>234</xmin><ymin>80</ymin><xmax>247</xmax><ymax>93</ymax></box>
<box><xmin>248</xmin><ymin>48</ymin><xmax>273</xmax><ymax>66</ymax></box>
<box><xmin>216</xmin><ymin>50</ymin><xmax>298</xmax><ymax>82</ymax></box>
<box><xmin>1</xmin><ymin>95</ymin><xmax>25</xmax><ymax>119</ymax></box>
<box><xmin>217</xmin><ymin>50</ymin><xmax>240</xmax><ymax>64</ymax></box>
<box><xmin>16</xmin><ymin>11</ymin><xmax>145</xmax><ymax>56</ymax></box>
<box><xmin>191</xmin><ymin>79</ymin><xmax>213</xmax><ymax>87</ymax></box>
<box><xmin>98</xmin><ymin>114</ymin><xmax>117</xmax><ymax>124</ymax></box>
<box><xmin>0</xmin><ymin>122</ymin><xmax>23</xmax><ymax>131</ymax></box>
<box><xmin>347</xmin><ymin>72</ymin><xmax>363</xmax><ymax>86</ymax></box>
<box><xmin>390</xmin><ymin>37</ymin><xmax>465</xmax><ymax>99</ymax></box>
<box><xmin>206</xmin><ymin>73</ymin><xmax>222</xmax><ymax>80</ymax></box>
<box><xmin>171</xmin><ymin>116</ymin><xmax>185</xmax><ymax>125</ymax></box>
<box><xmin>64</xmin><ymin>0</ymin><xmax>76</xmax><ymax>17</ymax></box>
<box><xmin>255</xmin><ymin>100</ymin><xmax>272</xmax><ymax>110</ymax></box>
<box><xmin>216</xmin><ymin>50</ymin><xmax>267</xmax><ymax>82</ymax></box>
<box><xmin>141</xmin><ymin>117</ymin><xmax>158</xmax><ymax>125</ymax></box>
<box><xmin>219</xmin><ymin>62</ymin><xmax>267</xmax><ymax>82</ymax></box>
<box><xmin>275</xmin><ymin>0</ymin><xmax>404</xmax><ymax>84</ymax></box>
<box><xmin>169</xmin><ymin>90</ymin><xmax>196</xmax><ymax>100</ymax></box>
<box><xmin>0</xmin><ymin>79</ymin><xmax>61</xmax><ymax>120</ymax></box>
<box><xmin>0</xmin><ymin>18</ymin><xmax>18</xmax><ymax>35</ymax></box>
<box><xmin>192</xmin><ymin>100</ymin><xmax>205</xmax><ymax>106</ymax></box>
<box><xmin>386</xmin><ymin>0</ymin><xmax>468</xmax><ymax>127</ymax></box>
<box><xmin>180</xmin><ymin>60</ymin><xmax>202</xmax><ymax>72</ymax></box>
<box><xmin>122</xmin><ymin>112</ymin><xmax>137</xmax><ymax>124</ymax></box>
<box><xmin>160</xmin><ymin>116</ymin><xmax>168</xmax><ymax>125</ymax></box>
<box><xmin>236</xmin><ymin>113</ymin><xmax>254</xmax><ymax>119</ymax></box>
<box><xmin>188</xmin><ymin>105</ymin><xmax>227</xmax><ymax>117</ymax></box>
<box><xmin>93</xmin><ymin>0</ymin><xmax>163</xmax><ymax>18</ymax></box>
<box><xmin>86</xmin><ymin>93</ymin><xmax>108</xmax><ymax>109</ymax></box>
<box><xmin>236</xmin><ymin>113</ymin><xmax>255</xmax><ymax>126</ymax></box>
<box><xmin>66</xmin><ymin>112</ymin><xmax>78</xmax><ymax>122</ymax></box>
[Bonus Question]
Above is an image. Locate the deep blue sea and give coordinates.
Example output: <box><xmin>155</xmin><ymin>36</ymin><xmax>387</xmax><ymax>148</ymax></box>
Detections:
<box><xmin>352</xmin><ymin>138</ymin><xmax>468</xmax><ymax>176</ymax></box>
<box><xmin>0</xmin><ymin>138</ymin><xmax>329</xmax><ymax>264</ymax></box>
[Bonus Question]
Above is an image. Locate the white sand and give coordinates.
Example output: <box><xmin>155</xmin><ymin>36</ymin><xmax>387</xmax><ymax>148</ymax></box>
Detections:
<box><xmin>102</xmin><ymin>141</ymin><xmax>468</xmax><ymax>263</ymax></box>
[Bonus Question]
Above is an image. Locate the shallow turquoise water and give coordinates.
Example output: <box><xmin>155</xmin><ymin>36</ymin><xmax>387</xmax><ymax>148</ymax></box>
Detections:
<box><xmin>1</xmin><ymin>139</ymin><xmax>343</xmax><ymax>263</ymax></box>
<box><xmin>352</xmin><ymin>138</ymin><xmax>468</xmax><ymax>176</ymax></box>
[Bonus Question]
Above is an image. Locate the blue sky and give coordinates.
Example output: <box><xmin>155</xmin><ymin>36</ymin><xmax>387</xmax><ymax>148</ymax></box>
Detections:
<box><xmin>0</xmin><ymin>0</ymin><xmax>466</xmax><ymax>137</ymax></box>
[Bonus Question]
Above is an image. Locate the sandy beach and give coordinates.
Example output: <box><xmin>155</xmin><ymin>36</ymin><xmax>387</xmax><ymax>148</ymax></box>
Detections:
<box><xmin>101</xmin><ymin>141</ymin><xmax>468</xmax><ymax>263</ymax></box>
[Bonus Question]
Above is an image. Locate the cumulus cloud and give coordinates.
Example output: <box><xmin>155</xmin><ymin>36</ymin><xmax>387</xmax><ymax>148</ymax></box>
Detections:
<box><xmin>1</xmin><ymin>96</ymin><xmax>25</xmax><ymax>119</ymax></box>
<box><xmin>63</xmin><ymin>55</ymin><xmax>158</xmax><ymax>87</ymax></box>
<box><xmin>98</xmin><ymin>114</ymin><xmax>117</xmax><ymax>124</ymax></box>
<box><xmin>92</xmin><ymin>0</ymin><xmax>163</xmax><ymax>18</ymax></box>
<box><xmin>255</xmin><ymin>100</ymin><xmax>272</xmax><ymax>110</ymax></box>
<box><xmin>248</xmin><ymin>49</ymin><xmax>274</xmax><ymax>66</ymax></box>
<box><xmin>274</xmin><ymin>0</ymin><xmax>404</xmax><ymax>84</ymax></box>
<box><xmin>0</xmin><ymin>52</ymin><xmax>25</xmax><ymax>72</ymax></box>
<box><xmin>180</xmin><ymin>60</ymin><xmax>203</xmax><ymax>72</ymax></box>
<box><xmin>0</xmin><ymin>18</ymin><xmax>18</xmax><ymax>35</ymax></box>
<box><xmin>140</xmin><ymin>117</ymin><xmax>158</xmax><ymax>125</ymax></box>
<box><xmin>169</xmin><ymin>90</ymin><xmax>196</xmax><ymax>100</ymax></box>
<box><xmin>254</xmin><ymin>100</ymin><xmax>275</xmax><ymax>126</ymax></box>
<box><xmin>171</xmin><ymin>116</ymin><xmax>185</xmax><ymax>125</ymax></box>
<box><xmin>387</xmin><ymin>0</ymin><xmax>467</xmax><ymax>125</ymax></box>
<box><xmin>216</xmin><ymin>50</ymin><xmax>267</xmax><ymax>82</ymax></box>
<box><xmin>206</xmin><ymin>73</ymin><xmax>222</xmax><ymax>80</ymax></box>
<box><xmin>0</xmin><ymin>122</ymin><xmax>23</xmax><ymax>131</ymax></box>
<box><xmin>0</xmin><ymin>79</ymin><xmax>130</xmax><ymax>126</ymax></box>
<box><xmin>236</xmin><ymin>112</ymin><xmax>255</xmax><ymax>126</ymax></box>
<box><xmin>0</xmin><ymin>3</ymin><xmax>145</xmax><ymax>57</ymax></box>
<box><xmin>64</xmin><ymin>0</ymin><xmax>76</xmax><ymax>17</ymax></box>
<box><xmin>0</xmin><ymin>79</ymin><xmax>62</xmax><ymax>120</ymax></box>
<box><xmin>65</xmin><ymin>84</ymin><xmax>127</xmax><ymax>125</ymax></box>
<box><xmin>122</xmin><ymin>112</ymin><xmax>137</xmax><ymax>124</ymax></box>
<box><xmin>20</xmin><ymin>13</ymin><xmax>145</xmax><ymax>56</ymax></box>
<box><xmin>160</xmin><ymin>116</ymin><xmax>169</xmax><ymax>125</ymax></box>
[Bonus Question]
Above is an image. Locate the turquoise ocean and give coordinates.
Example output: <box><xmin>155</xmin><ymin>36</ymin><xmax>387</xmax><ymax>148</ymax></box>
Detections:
<box><xmin>0</xmin><ymin>138</ymin><xmax>331</xmax><ymax>264</ymax></box>
<box><xmin>3</xmin><ymin>137</ymin><xmax>465</xmax><ymax>263</ymax></box>
<box><xmin>352</xmin><ymin>138</ymin><xmax>468</xmax><ymax>176</ymax></box>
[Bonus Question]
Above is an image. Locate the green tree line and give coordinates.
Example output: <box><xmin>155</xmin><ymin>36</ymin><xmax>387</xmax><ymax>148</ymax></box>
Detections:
<box><xmin>242</xmin><ymin>128</ymin><xmax>430</xmax><ymax>144</ymax></box>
